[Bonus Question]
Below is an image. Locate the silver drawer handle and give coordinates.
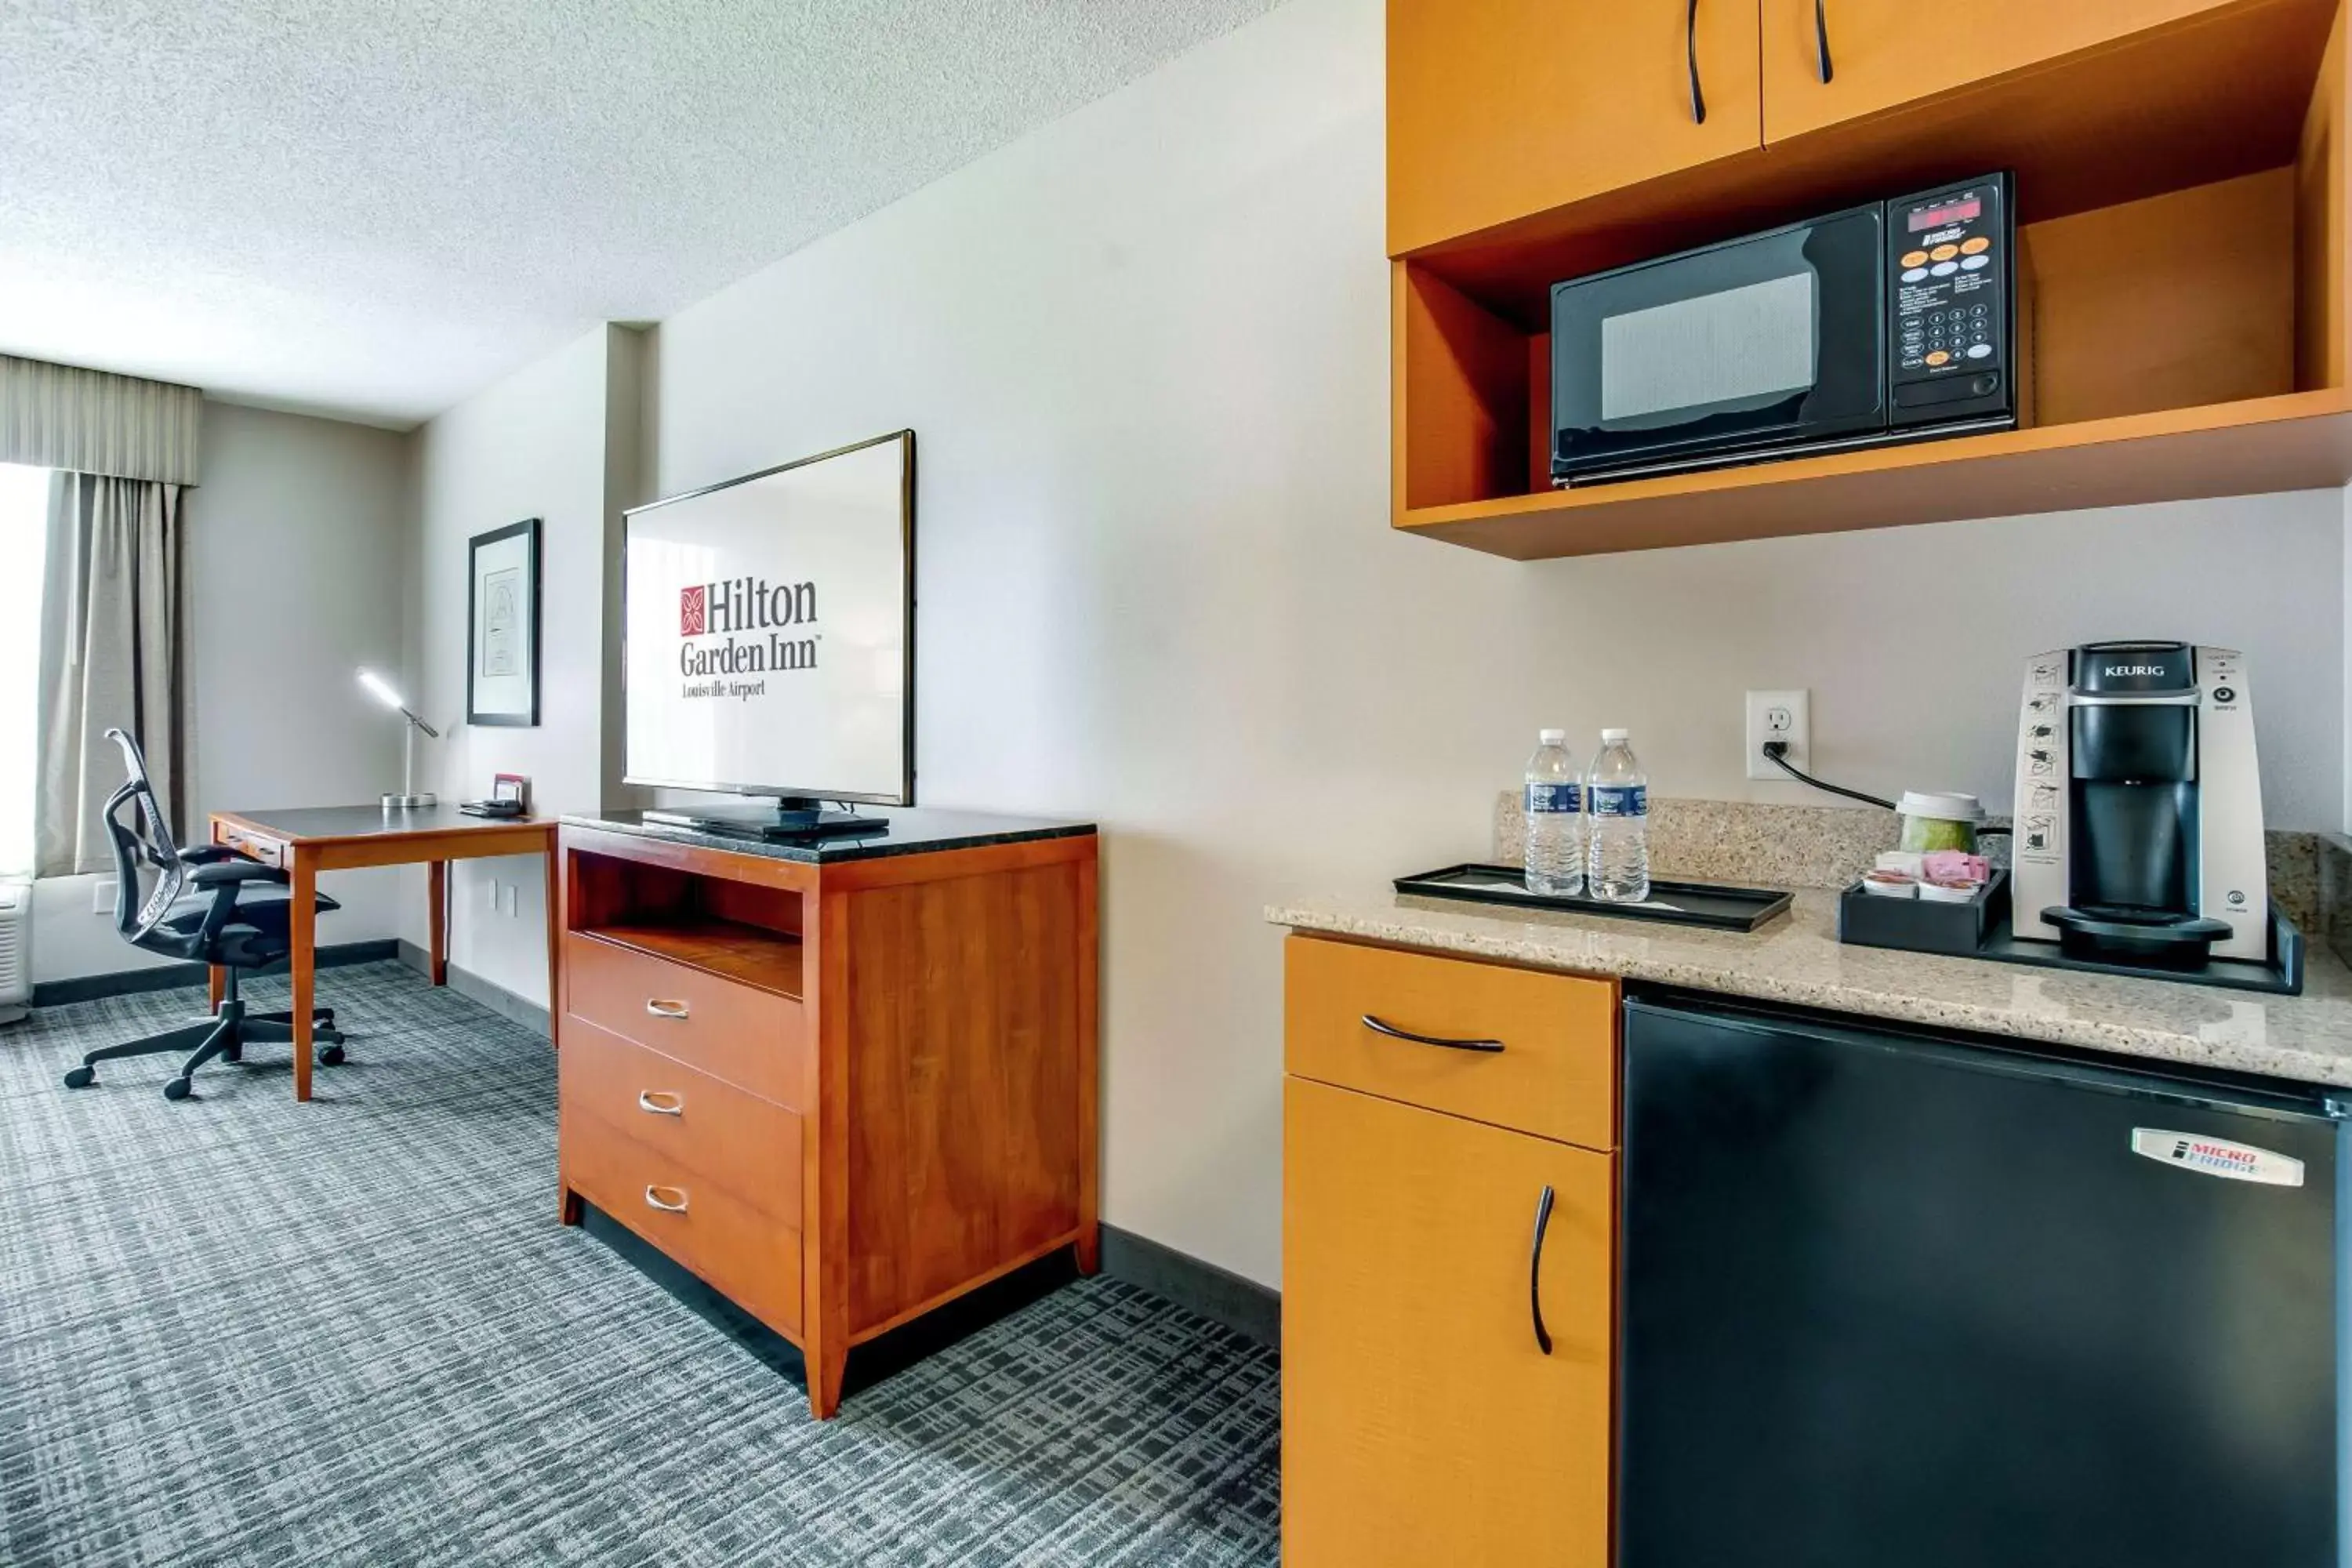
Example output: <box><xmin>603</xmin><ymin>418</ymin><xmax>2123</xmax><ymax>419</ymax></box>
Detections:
<box><xmin>644</xmin><ymin>1184</ymin><xmax>689</xmax><ymax>1214</ymax></box>
<box><xmin>637</xmin><ymin>1089</ymin><xmax>684</xmax><ymax>1116</ymax></box>
<box><xmin>645</xmin><ymin>999</ymin><xmax>690</xmax><ymax>1020</ymax></box>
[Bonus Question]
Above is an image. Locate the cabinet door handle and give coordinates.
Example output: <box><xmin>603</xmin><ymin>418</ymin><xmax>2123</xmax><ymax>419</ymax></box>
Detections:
<box><xmin>637</xmin><ymin>1090</ymin><xmax>684</xmax><ymax>1116</ymax></box>
<box><xmin>1359</xmin><ymin>1014</ymin><xmax>1505</xmax><ymax>1054</ymax></box>
<box><xmin>644</xmin><ymin>1184</ymin><xmax>689</xmax><ymax>1214</ymax></box>
<box><xmin>1530</xmin><ymin>1184</ymin><xmax>1557</xmax><ymax>1356</ymax></box>
<box><xmin>1686</xmin><ymin>0</ymin><xmax>1707</xmax><ymax>124</ymax></box>
<box><xmin>645</xmin><ymin>998</ymin><xmax>690</xmax><ymax>1020</ymax></box>
<box><xmin>1813</xmin><ymin>0</ymin><xmax>1835</xmax><ymax>84</ymax></box>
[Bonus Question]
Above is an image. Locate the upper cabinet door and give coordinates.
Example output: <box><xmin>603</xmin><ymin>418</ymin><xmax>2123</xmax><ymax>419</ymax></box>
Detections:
<box><xmin>1761</xmin><ymin>0</ymin><xmax>2244</xmax><ymax>143</ymax></box>
<box><xmin>1388</xmin><ymin>0</ymin><xmax>1764</xmax><ymax>256</ymax></box>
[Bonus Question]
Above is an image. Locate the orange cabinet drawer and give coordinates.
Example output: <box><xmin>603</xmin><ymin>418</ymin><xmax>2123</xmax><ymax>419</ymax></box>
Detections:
<box><xmin>1284</xmin><ymin>935</ymin><xmax>1617</xmax><ymax>1150</ymax></box>
<box><xmin>559</xmin><ymin>1014</ymin><xmax>803</xmax><ymax>1225</ymax></box>
<box><xmin>561</xmin><ymin>1106</ymin><xmax>804</xmax><ymax>1339</ymax></box>
<box><xmin>564</xmin><ymin>931</ymin><xmax>805</xmax><ymax>1108</ymax></box>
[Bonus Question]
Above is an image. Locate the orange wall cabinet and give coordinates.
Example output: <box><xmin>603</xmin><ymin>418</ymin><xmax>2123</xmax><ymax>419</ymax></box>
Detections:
<box><xmin>1759</xmin><ymin>0</ymin><xmax>2246</xmax><ymax>143</ymax></box>
<box><xmin>1388</xmin><ymin>0</ymin><xmax>2352</xmax><ymax>557</ymax></box>
<box><xmin>1388</xmin><ymin>0</ymin><xmax>1762</xmax><ymax>256</ymax></box>
<box><xmin>1281</xmin><ymin>935</ymin><xmax>1620</xmax><ymax>1566</ymax></box>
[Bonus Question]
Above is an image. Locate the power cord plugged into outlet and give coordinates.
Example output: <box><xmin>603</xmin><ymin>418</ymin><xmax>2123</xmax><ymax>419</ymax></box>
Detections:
<box><xmin>1759</xmin><ymin>740</ymin><xmax>1897</xmax><ymax>811</ymax></box>
<box><xmin>1759</xmin><ymin>740</ymin><xmax>2012</xmax><ymax>837</ymax></box>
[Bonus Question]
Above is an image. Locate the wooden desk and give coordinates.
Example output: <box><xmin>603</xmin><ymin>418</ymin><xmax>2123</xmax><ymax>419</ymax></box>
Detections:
<box><xmin>209</xmin><ymin>805</ymin><xmax>559</xmax><ymax>1102</ymax></box>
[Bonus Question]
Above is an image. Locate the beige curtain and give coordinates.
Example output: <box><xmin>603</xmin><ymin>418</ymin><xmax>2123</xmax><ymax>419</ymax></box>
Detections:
<box><xmin>36</xmin><ymin>474</ymin><xmax>184</xmax><ymax>876</ymax></box>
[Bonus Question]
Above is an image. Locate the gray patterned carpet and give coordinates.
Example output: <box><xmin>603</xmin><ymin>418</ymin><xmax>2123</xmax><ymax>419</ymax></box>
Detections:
<box><xmin>0</xmin><ymin>964</ymin><xmax>1280</xmax><ymax>1566</ymax></box>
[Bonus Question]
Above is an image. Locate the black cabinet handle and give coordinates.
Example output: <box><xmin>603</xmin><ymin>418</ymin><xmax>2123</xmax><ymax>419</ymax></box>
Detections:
<box><xmin>1359</xmin><ymin>1014</ymin><xmax>1505</xmax><ymax>1054</ymax></box>
<box><xmin>1530</xmin><ymin>1185</ymin><xmax>1557</xmax><ymax>1355</ymax></box>
<box><xmin>1813</xmin><ymin>0</ymin><xmax>1835</xmax><ymax>83</ymax></box>
<box><xmin>1686</xmin><ymin>0</ymin><xmax>1708</xmax><ymax>123</ymax></box>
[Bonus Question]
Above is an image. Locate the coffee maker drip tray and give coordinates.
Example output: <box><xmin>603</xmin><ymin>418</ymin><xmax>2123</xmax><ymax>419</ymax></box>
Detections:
<box><xmin>2040</xmin><ymin>906</ymin><xmax>2234</xmax><ymax>967</ymax></box>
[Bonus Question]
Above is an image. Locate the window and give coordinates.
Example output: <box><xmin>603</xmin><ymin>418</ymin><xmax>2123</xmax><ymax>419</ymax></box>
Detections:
<box><xmin>0</xmin><ymin>464</ymin><xmax>47</xmax><ymax>876</ymax></box>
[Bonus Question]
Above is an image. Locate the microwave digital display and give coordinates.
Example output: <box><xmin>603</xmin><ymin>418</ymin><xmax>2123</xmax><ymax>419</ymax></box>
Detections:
<box><xmin>1908</xmin><ymin>197</ymin><xmax>1982</xmax><ymax>231</ymax></box>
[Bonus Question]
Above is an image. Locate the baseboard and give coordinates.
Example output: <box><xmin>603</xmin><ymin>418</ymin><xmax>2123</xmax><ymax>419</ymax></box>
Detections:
<box><xmin>30</xmin><ymin>939</ymin><xmax>402</xmax><ymax>1008</ymax></box>
<box><xmin>396</xmin><ymin>941</ymin><xmax>552</xmax><ymax>1039</ymax></box>
<box><xmin>1100</xmin><ymin>1223</ymin><xmax>1279</xmax><ymax>1349</ymax></box>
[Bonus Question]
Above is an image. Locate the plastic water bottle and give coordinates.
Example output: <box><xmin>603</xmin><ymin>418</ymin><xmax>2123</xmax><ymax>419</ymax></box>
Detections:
<box><xmin>1523</xmin><ymin>728</ymin><xmax>1584</xmax><ymax>898</ymax></box>
<box><xmin>1587</xmin><ymin>728</ymin><xmax>1651</xmax><ymax>903</ymax></box>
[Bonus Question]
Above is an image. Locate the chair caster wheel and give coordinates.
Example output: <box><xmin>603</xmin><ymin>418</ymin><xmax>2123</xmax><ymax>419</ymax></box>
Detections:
<box><xmin>63</xmin><ymin>1065</ymin><xmax>95</xmax><ymax>1089</ymax></box>
<box><xmin>162</xmin><ymin>1077</ymin><xmax>192</xmax><ymax>1102</ymax></box>
<box><xmin>317</xmin><ymin>1044</ymin><xmax>347</xmax><ymax>1067</ymax></box>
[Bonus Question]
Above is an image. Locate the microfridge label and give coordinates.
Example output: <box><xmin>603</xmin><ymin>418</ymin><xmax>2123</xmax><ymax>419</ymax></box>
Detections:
<box><xmin>2131</xmin><ymin>1128</ymin><xmax>2304</xmax><ymax>1187</ymax></box>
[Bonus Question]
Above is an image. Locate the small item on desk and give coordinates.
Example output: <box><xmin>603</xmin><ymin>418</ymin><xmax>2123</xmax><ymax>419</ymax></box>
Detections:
<box><xmin>1861</xmin><ymin>869</ymin><xmax>1918</xmax><ymax>898</ymax></box>
<box><xmin>461</xmin><ymin>772</ymin><xmax>530</xmax><ymax>818</ymax></box>
<box><xmin>1917</xmin><ymin>878</ymin><xmax>1983</xmax><ymax>903</ymax></box>
<box><xmin>1875</xmin><ymin>850</ymin><xmax>1927</xmax><ymax>879</ymax></box>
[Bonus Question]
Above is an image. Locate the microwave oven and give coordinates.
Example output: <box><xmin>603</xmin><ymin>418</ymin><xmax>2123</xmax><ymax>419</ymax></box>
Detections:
<box><xmin>1549</xmin><ymin>172</ymin><xmax>2016</xmax><ymax>486</ymax></box>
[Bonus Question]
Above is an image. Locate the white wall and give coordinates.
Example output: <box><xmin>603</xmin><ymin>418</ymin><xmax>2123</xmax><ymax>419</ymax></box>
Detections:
<box><xmin>402</xmin><ymin>324</ymin><xmax>641</xmax><ymax>1004</ymax></box>
<box><xmin>417</xmin><ymin>0</ymin><xmax>2346</xmax><ymax>1284</ymax></box>
<box><xmin>34</xmin><ymin>399</ymin><xmax>410</xmax><ymax>982</ymax></box>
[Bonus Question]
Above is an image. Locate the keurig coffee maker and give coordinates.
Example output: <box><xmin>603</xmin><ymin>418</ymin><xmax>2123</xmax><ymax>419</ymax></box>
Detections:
<box><xmin>2010</xmin><ymin>641</ymin><xmax>2267</xmax><ymax>966</ymax></box>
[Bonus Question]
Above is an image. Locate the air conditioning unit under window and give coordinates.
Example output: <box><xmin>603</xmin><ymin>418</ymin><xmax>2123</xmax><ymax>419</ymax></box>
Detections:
<box><xmin>0</xmin><ymin>877</ymin><xmax>29</xmax><ymax>1023</ymax></box>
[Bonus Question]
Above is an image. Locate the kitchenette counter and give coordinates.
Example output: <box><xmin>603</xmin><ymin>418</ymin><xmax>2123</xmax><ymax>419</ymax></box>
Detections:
<box><xmin>1269</xmin><ymin>886</ymin><xmax>2352</xmax><ymax>1088</ymax></box>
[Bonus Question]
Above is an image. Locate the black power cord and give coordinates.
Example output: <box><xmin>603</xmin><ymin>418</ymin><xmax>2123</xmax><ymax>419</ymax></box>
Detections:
<box><xmin>1759</xmin><ymin>741</ymin><xmax>2011</xmax><ymax>836</ymax></box>
<box><xmin>1760</xmin><ymin>740</ymin><xmax>1896</xmax><ymax>810</ymax></box>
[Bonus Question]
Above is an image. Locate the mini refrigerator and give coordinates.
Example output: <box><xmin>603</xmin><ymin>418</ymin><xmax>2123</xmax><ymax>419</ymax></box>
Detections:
<box><xmin>1619</xmin><ymin>990</ymin><xmax>2347</xmax><ymax>1566</ymax></box>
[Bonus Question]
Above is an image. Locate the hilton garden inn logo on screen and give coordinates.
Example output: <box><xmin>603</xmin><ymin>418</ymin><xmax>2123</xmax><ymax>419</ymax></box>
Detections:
<box><xmin>677</xmin><ymin>575</ymin><xmax>819</xmax><ymax>695</ymax></box>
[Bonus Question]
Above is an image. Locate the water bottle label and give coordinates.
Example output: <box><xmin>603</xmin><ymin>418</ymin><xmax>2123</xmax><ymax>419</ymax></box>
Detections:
<box><xmin>1526</xmin><ymin>782</ymin><xmax>1581</xmax><ymax>815</ymax></box>
<box><xmin>1591</xmin><ymin>785</ymin><xmax>1647</xmax><ymax>818</ymax></box>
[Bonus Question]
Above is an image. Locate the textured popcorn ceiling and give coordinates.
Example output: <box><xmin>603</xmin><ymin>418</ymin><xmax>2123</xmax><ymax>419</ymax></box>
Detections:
<box><xmin>0</xmin><ymin>0</ymin><xmax>1276</xmax><ymax>427</ymax></box>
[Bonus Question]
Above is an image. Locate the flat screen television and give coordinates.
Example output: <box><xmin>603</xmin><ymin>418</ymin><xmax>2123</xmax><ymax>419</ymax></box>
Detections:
<box><xmin>622</xmin><ymin>430</ymin><xmax>914</xmax><ymax>838</ymax></box>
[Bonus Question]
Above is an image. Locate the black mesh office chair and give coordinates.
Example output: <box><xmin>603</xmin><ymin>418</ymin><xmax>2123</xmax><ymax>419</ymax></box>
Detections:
<box><xmin>62</xmin><ymin>729</ymin><xmax>349</xmax><ymax>1102</ymax></box>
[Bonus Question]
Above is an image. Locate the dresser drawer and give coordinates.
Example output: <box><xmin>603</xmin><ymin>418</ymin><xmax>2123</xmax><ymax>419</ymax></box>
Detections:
<box><xmin>564</xmin><ymin>931</ymin><xmax>805</xmax><ymax>1108</ymax></box>
<box><xmin>560</xmin><ymin>1015</ymin><xmax>804</xmax><ymax>1224</ymax></box>
<box><xmin>1284</xmin><ymin>935</ymin><xmax>1617</xmax><ymax>1150</ymax></box>
<box><xmin>561</xmin><ymin>1106</ymin><xmax>804</xmax><ymax>1338</ymax></box>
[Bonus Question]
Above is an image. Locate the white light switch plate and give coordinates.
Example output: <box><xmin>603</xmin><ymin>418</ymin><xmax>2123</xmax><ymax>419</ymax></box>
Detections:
<box><xmin>1746</xmin><ymin>689</ymin><xmax>1811</xmax><ymax>780</ymax></box>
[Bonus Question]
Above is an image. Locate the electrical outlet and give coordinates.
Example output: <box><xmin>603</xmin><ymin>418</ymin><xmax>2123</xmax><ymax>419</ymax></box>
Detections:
<box><xmin>1745</xmin><ymin>689</ymin><xmax>1811</xmax><ymax>780</ymax></box>
<box><xmin>92</xmin><ymin>878</ymin><xmax>117</xmax><ymax>914</ymax></box>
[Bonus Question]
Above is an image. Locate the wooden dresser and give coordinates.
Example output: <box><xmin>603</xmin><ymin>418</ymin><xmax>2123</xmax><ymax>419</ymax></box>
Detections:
<box><xmin>554</xmin><ymin>810</ymin><xmax>1099</xmax><ymax>1418</ymax></box>
<box><xmin>1282</xmin><ymin>933</ymin><xmax>1619</xmax><ymax>1565</ymax></box>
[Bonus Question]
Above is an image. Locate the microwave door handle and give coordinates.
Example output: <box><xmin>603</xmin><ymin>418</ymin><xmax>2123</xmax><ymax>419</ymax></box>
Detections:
<box><xmin>1813</xmin><ymin>0</ymin><xmax>1835</xmax><ymax>83</ymax></box>
<box><xmin>1686</xmin><ymin>0</ymin><xmax>1707</xmax><ymax>123</ymax></box>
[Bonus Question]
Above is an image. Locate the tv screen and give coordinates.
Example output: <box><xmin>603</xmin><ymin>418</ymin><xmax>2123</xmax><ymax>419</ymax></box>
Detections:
<box><xmin>622</xmin><ymin>430</ymin><xmax>913</xmax><ymax>805</ymax></box>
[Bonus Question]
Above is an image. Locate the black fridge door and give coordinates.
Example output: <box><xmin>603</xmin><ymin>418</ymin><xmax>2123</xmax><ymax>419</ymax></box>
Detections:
<box><xmin>1620</xmin><ymin>993</ymin><xmax>2343</xmax><ymax>1568</ymax></box>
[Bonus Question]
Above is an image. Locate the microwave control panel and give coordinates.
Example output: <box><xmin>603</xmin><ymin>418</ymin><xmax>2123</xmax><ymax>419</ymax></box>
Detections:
<box><xmin>1885</xmin><ymin>173</ymin><xmax>2013</xmax><ymax>428</ymax></box>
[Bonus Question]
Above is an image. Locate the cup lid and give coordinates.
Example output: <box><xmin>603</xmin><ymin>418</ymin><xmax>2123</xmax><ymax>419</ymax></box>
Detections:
<box><xmin>1897</xmin><ymin>790</ymin><xmax>1984</xmax><ymax>823</ymax></box>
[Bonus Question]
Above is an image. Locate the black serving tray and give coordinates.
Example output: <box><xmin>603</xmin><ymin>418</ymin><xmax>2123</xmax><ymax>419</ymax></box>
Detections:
<box><xmin>1838</xmin><ymin>869</ymin><xmax>2304</xmax><ymax>996</ymax></box>
<box><xmin>1395</xmin><ymin>863</ymin><xmax>1793</xmax><ymax>932</ymax></box>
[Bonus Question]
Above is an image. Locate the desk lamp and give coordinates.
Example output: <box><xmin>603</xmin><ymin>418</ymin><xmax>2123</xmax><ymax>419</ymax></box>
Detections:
<box><xmin>359</xmin><ymin>668</ymin><xmax>440</xmax><ymax>810</ymax></box>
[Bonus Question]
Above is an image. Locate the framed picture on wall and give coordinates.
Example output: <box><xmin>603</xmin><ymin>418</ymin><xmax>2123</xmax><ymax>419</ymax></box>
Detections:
<box><xmin>467</xmin><ymin>518</ymin><xmax>541</xmax><ymax>727</ymax></box>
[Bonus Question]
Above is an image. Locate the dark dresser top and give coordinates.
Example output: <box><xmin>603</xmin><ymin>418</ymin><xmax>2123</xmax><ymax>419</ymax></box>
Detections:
<box><xmin>561</xmin><ymin>806</ymin><xmax>1095</xmax><ymax>864</ymax></box>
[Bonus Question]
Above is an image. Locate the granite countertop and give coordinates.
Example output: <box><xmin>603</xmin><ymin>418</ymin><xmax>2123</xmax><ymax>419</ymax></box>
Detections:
<box><xmin>563</xmin><ymin>807</ymin><xmax>1094</xmax><ymax>863</ymax></box>
<box><xmin>1269</xmin><ymin>885</ymin><xmax>2352</xmax><ymax>1088</ymax></box>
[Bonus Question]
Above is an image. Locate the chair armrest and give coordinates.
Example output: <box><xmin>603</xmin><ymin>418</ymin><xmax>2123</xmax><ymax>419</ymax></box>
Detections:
<box><xmin>178</xmin><ymin>844</ymin><xmax>247</xmax><ymax>866</ymax></box>
<box><xmin>189</xmin><ymin>859</ymin><xmax>289</xmax><ymax>888</ymax></box>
